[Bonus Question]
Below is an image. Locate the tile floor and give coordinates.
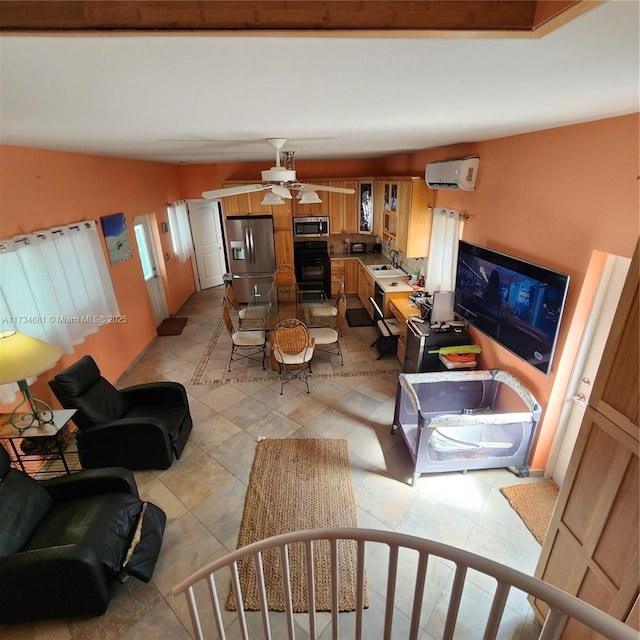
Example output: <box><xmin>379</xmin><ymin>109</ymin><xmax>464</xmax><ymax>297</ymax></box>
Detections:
<box><xmin>5</xmin><ymin>286</ymin><xmax>547</xmax><ymax>640</ymax></box>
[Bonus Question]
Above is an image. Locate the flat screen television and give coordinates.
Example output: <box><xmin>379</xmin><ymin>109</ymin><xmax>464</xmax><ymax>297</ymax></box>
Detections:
<box><xmin>454</xmin><ymin>241</ymin><xmax>570</xmax><ymax>375</ymax></box>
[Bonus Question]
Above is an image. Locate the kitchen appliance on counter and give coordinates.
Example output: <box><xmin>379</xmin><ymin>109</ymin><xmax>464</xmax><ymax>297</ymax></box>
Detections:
<box><xmin>404</xmin><ymin>319</ymin><xmax>471</xmax><ymax>373</ymax></box>
<box><xmin>293</xmin><ymin>216</ymin><xmax>329</xmax><ymax>238</ymax></box>
<box><xmin>350</xmin><ymin>243</ymin><xmax>367</xmax><ymax>254</ymax></box>
<box><xmin>224</xmin><ymin>215</ymin><xmax>276</xmax><ymax>303</ymax></box>
<box><xmin>293</xmin><ymin>240</ymin><xmax>331</xmax><ymax>296</ymax></box>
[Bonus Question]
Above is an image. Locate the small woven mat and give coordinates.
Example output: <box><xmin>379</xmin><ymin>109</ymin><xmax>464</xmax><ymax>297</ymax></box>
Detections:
<box><xmin>228</xmin><ymin>438</ymin><xmax>368</xmax><ymax>612</ymax></box>
<box><xmin>500</xmin><ymin>479</ymin><xmax>559</xmax><ymax>544</ymax></box>
<box><xmin>157</xmin><ymin>316</ymin><xmax>188</xmax><ymax>336</ymax></box>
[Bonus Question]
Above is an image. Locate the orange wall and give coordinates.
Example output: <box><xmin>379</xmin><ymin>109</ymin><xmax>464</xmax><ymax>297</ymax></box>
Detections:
<box><xmin>380</xmin><ymin>113</ymin><xmax>639</xmax><ymax>469</ymax></box>
<box><xmin>0</xmin><ymin>146</ymin><xmax>196</xmax><ymax>406</ymax></box>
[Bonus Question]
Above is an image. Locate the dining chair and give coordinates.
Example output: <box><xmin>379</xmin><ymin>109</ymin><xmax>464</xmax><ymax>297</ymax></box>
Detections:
<box><xmin>307</xmin><ymin>294</ymin><xmax>346</xmax><ymax>366</ymax></box>
<box><xmin>222</xmin><ymin>299</ymin><xmax>267</xmax><ymax>371</ymax></box>
<box><xmin>271</xmin><ymin>318</ymin><xmax>315</xmax><ymax>394</ymax></box>
<box><xmin>306</xmin><ymin>280</ymin><xmax>344</xmax><ymax>327</ymax></box>
<box><xmin>225</xmin><ymin>283</ymin><xmax>247</xmax><ymax>325</ymax></box>
<box><xmin>369</xmin><ymin>296</ymin><xmax>401</xmax><ymax>359</ymax></box>
<box><xmin>273</xmin><ymin>264</ymin><xmax>297</xmax><ymax>302</ymax></box>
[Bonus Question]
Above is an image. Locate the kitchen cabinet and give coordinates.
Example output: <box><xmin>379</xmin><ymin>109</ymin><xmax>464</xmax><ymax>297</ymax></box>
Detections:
<box><xmin>221</xmin><ymin>182</ymin><xmax>293</xmax><ymax>230</ymax></box>
<box><xmin>373</xmin><ymin>180</ymin><xmax>386</xmax><ymax>240</ymax></box>
<box><xmin>344</xmin><ymin>259</ymin><xmax>359</xmax><ymax>295</ymax></box>
<box><xmin>532</xmin><ymin>240</ymin><xmax>639</xmax><ymax>636</ymax></box>
<box><xmin>273</xmin><ymin>229</ymin><xmax>294</xmax><ymax>267</ymax></box>
<box><xmin>293</xmin><ymin>181</ymin><xmax>329</xmax><ymax>217</ymax></box>
<box><xmin>358</xmin><ymin>180</ymin><xmax>375</xmax><ymax>234</ymax></box>
<box><xmin>329</xmin><ymin>180</ymin><xmax>359</xmax><ymax>235</ymax></box>
<box><xmin>378</xmin><ymin>177</ymin><xmax>434</xmax><ymax>258</ymax></box>
<box><xmin>358</xmin><ymin>262</ymin><xmax>375</xmax><ymax>318</ymax></box>
<box><xmin>330</xmin><ymin>260</ymin><xmax>345</xmax><ymax>297</ymax></box>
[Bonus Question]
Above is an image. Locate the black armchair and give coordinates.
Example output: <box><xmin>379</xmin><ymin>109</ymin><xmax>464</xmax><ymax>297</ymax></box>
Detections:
<box><xmin>49</xmin><ymin>355</ymin><xmax>193</xmax><ymax>470</ymax></box>
<box><xmin>0</xmin><ymin>445</ymin><xmax>166</xmax><ymax>624</ymax></box>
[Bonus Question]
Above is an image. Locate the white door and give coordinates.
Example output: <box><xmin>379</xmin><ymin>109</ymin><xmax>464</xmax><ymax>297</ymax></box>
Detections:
<box><xmin>133</xmin><ymin>215</ymin><xmax>168</xmax><ymax>327</ymax></box>
<box><xmin>547</xmin><ymin>253</ymin><xmax>630</xmax><ymax>486</ymax></box>
<box><xmin>187</xmin><ymin>199</ymin><xmax>226</xmax><ymax>290</ymax></box>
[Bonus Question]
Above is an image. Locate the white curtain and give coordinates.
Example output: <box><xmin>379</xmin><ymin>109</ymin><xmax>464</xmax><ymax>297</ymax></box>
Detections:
<box><xmin>424</xmin><ymin>208</ymin><xmax>465</xmax><ymax>292</ymax></box>
<box><xmin>0</xmin><ymin>220</ymin><xmax>119</xmax><ymax>401</ymax></box>
<box><xmin>168</xmin><ymin>201</ymin><xmax>193</xmax><ymax>262</ymax></box>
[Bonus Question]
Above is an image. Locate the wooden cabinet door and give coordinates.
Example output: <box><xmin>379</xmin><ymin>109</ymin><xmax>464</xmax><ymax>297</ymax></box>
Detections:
<box><xmin>532</xmin><ymin>239</ymin><xmax>639</xmax><ymax>635</ymax></box>
<box><xmin>344</xmin><ymin>259</ymin><xmax>359</xmax><ymax>295</ymax></box>
<box><xmin>271</xmin><ymin>201</ymin><xmax>293</xmax><ymax>231</ymax></box>
<box><xmin>273</xmin><ymin>229</ymin><xmax>293</xmax><ymax>267</ymax></box>
<box><xmin>293</xmin><ymin>181</ymin><xmax>329</xmax><ymax>217</ymax></box>
<box><xmin>328</xmin><ymin>180</ymin><xmax>358</xmax><ymax>234</ymax></box>
<box><xmin>373</xmin><ymin>180</ymin><xmax>386</xmax><ymax>240</ymax></box>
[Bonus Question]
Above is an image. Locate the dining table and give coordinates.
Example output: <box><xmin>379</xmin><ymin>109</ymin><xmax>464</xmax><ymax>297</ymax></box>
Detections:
<box><xmin>240</xmin><ymin>282</ymin><xmax>332</xmax><ymax>331</ymax></box>
<box><xmin>239</xmin><ymin>282</ymin><xmax>334</xmax><ymax>371</ymax></box>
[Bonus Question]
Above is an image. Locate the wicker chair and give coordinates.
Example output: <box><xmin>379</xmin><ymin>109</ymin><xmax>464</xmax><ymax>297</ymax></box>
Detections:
<box><xmin>308</xmin><ymin>294</ymin><xmax>346</xmax><ymax>365</ymax></box>
<box><xmin>222</xmin><ymin>299</ymin><xmax>267</xmax><ymax>371</ymax></box>
<box><xmin>273</xmin><ymin>264</ymin><xmax>297</xmax><ymax>302</ymax></box>
<box><xmin>271</xmin><ymin>318</ymin><xmax>315</xmax><ymax>394</ymax></box>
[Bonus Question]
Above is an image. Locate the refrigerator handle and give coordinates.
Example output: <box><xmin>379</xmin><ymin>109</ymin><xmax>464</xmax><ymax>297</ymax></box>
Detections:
<box><xmin>244</xmin><ymin>227</ymin><xmax>253</xmax><ymax>264</ymax></box>
<box><xmin>248</xmin><ymin>228</ymin><xmax>255</xmax><ymax>264</ymax></box>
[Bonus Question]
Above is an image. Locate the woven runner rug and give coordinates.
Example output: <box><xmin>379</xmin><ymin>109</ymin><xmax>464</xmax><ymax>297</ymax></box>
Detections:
<box><xmin>500</xmin><ymin>479</ymin><xmax>559</xmax><ymax>544</ymax></box>
<box><xmin>228</xmin><ymin>438</ymin><xmax>368</xmax><ymax>612</ymax></box>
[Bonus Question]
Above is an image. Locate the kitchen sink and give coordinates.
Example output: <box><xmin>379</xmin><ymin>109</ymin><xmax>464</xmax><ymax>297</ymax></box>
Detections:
<box><xmin>368</xmin><ymin>264</ymin><xmax>407</xmax><ymax>277</ymax></box>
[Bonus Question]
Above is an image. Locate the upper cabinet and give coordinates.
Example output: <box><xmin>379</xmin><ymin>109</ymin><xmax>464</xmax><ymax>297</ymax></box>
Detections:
<box><xmin>220</xmin><ymin>183</ymin><xmax>293</xmax><ymax>230</ymax></box>
<box><xmin>378</xmin><ymin>177</ymin><xmax>434</xmax><ymax>258</ymax></box>
<box><xmin>328</xmin><ymin>180</ymin><xmax>358</xmax><ymax>235</ymax></box>
<box><xmin>293</xmin><ymin>181</ymin><xmax>329</xmax><ymax>217</ymax></box>
<box><xmin>358</xmin><ymin>180</ymin><xmax>375</xmax><ymax>234</ymax></box>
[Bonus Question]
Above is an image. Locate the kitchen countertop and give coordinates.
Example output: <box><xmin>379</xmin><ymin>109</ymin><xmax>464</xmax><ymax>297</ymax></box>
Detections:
<box><xmin>331</xmin><ymin>253</ymin><xmax>416</xmax><ymax>292</ymax></box>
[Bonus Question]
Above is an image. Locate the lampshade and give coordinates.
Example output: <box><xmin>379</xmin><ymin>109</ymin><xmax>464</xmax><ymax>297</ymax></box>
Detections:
<box><xmin>0</xmin><ymin>331</ymin><xmax>63</xmax><ymax>384</ymax></box>
<box><xmin>261</xmin><ymin>191</ymin><xmax>286</xmax><ymax>206</ymax></box>
<box><xmin>297</xmin><ymin>191</ymin><xmax>323</xmax><ymax>205</ymax></box>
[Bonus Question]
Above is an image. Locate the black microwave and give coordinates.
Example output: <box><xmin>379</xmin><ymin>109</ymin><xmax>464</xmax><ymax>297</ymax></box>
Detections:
<box><xmin>293</xmin><ymin>216</ymin><xmax>330</xmax><ymax>238</ymax></box>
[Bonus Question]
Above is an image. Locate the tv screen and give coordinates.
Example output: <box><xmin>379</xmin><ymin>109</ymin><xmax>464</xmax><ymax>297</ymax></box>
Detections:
<box><xmin>455</xmin><ymin>241</ymin><xmax>570</xmax><ymax>375</ymax></box>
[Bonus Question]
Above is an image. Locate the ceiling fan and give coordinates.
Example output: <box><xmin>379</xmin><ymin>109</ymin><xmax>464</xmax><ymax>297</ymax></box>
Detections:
<box><xmin>201</xmin><ymin>138</ymin><xmax>355</xmax><ymax>203</ymax></box>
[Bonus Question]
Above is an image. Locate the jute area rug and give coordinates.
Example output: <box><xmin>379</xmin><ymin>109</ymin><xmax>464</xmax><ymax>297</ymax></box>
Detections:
<box><xmin>500</xmin><ymin>479</ymin><xmax>559</xmax><ymax>544</ymax></box>
<box><xmin>228</xmin><ymin>438</ymin><xmax>369</xmax><ymax>613</ymax></box>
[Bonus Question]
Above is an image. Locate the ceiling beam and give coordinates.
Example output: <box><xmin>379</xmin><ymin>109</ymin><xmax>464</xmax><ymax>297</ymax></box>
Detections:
<box><xmin>0</xmin><ymin>1</ymin><xmax>596</xmax><ymax>36</ymax></box>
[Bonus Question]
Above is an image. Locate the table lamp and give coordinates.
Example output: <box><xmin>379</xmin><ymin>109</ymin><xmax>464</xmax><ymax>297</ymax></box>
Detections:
<box><xmin>0</xmin><ymin>330</ymin><xmax>63</xmax><ymax>432</ymax></box>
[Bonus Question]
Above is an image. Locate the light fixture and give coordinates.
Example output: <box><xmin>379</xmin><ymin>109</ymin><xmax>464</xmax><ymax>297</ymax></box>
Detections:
<box><xmin>261</xmin><ymin>191</ymin><xmax>286</xmax><ymax>206</ymax></box>
<box><xmin>297</xmin><ymin>191</ymin><xmax>323</xmax><ymax>205</ymax></box>
<box><xmin>0</xmin><ymin>331</ymin><xmax>63</xmax><ymax>431</ymax></box>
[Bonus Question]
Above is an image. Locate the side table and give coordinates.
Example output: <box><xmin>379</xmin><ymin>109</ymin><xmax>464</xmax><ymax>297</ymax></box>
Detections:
<box><xmin>0</xmin><ymin>409</ymin><xmax>78</xmax><ymax>477</ymax></box>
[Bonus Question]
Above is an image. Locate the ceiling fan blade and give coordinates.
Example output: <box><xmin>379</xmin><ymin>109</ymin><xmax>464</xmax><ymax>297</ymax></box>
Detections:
<box><xmin>299</xmin><ymin>183</ymin><xmax>356</xmax><ymax>194</ymax></box>
<box><xmin>202</xmin><ymin>183</ymin><xmax>269</xmax><ymax>199</ymax></box>
<box><xmin>270</xmin><ymin>184</ymin><xmax>292</xmax><ymax>199</ymax></box>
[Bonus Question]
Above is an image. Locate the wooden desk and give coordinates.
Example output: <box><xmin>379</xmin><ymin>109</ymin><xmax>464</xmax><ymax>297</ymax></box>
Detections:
<box><xmin>389</xmin><ymin>296</ymin><xmax>416</xmax><ymax>365</ymax></box>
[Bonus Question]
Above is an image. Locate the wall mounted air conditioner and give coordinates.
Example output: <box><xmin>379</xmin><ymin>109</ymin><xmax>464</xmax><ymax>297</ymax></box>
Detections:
<box><xmin>425</xmin><ymin>157</ymin><xmax>480</xmax><ymax>191</ymax></box>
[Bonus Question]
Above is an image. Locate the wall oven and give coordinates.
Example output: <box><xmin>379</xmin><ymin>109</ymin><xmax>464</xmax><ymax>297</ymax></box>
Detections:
<box><xmin>293</xmin><ymin>216</ymin><xmax>330</xmax><ymax>238</ymax></box>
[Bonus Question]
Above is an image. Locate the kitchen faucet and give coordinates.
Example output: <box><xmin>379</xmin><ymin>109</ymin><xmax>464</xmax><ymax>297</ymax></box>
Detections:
<box><xmin>389</xmin><ymin>249</ymin><xmax>400</xmax><ymax>268</ymax></box>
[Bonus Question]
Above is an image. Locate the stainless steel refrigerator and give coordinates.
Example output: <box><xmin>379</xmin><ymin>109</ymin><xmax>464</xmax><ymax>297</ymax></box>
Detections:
<box><xmin>224</xmin><ymin>215</ymin><xmax>276</xmax><ymax>303</ymax></box>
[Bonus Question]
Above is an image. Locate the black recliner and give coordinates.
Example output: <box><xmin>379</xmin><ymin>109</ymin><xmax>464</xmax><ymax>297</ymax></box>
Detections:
<box><xmin>49</xmin><ymin>355</ymin><xmax>193</xmax><ymax>470</ymax></box>
<box><xmin>0</xmin><ymin>445</ymin><xmax>166</xmax><ymax>623</ymax></box>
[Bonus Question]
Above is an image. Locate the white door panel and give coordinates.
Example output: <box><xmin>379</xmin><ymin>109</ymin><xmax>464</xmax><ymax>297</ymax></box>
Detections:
<box><xmin>187</xmin><ymin>200</ymin><xmax>225</xmax><ymax>289</ymax></box>
<box><xmin>133</xmin><ymin>215</ymin><xmax>168</xmax><ymax>327</ymax></box>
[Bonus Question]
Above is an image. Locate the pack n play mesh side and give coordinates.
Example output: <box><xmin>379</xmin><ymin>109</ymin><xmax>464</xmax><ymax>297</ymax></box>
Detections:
<box><xmin>392</xmin><ymin>370</ymin><xmax>542</xmax><ymax>485</ymax></box>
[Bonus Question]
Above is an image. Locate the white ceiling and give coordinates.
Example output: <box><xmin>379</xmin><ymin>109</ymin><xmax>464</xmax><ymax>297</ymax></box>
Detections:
<box><xmin>0</xmin><ymin>1</ymin><xmax>637</xmax><ymax>165</ymax></box>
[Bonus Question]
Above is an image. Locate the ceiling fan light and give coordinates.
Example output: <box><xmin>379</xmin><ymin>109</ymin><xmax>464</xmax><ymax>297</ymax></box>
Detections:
<box><xmin>261</xmin><ymin>191</ymin><xmax>286</xmax><ymax>205</ymax></box>
<box><xmin>298</xmin><ymin>191</ymin><xmax>323</xmax><ymax>204</ymax></box>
